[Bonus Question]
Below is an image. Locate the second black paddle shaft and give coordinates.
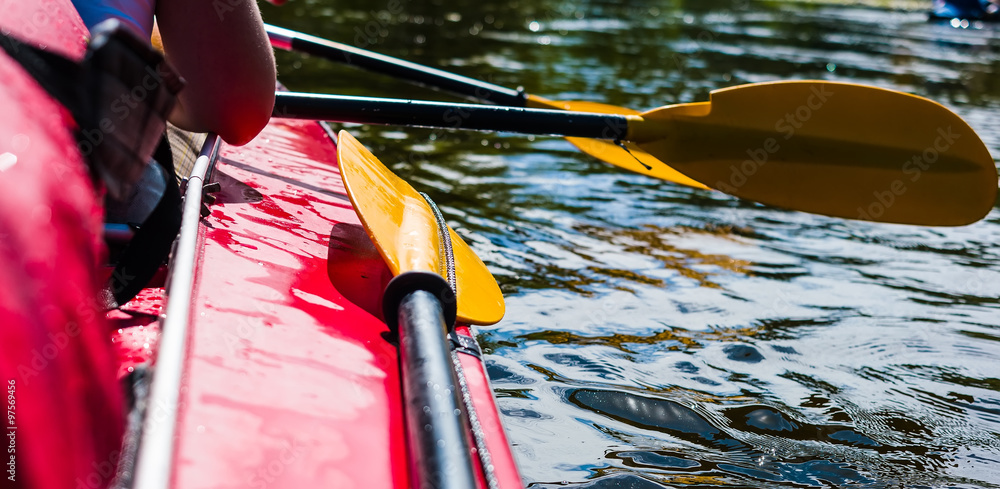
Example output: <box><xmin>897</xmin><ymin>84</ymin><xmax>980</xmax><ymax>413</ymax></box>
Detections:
<box><xmin>273</xmin><ymin>92</ymin><xmax>631</xmax><ymax>140</ymax></box>
<box><xmin>267</xmin><ymin>24</ymin><xmax>528</xmax><ymax>107</ymax></box>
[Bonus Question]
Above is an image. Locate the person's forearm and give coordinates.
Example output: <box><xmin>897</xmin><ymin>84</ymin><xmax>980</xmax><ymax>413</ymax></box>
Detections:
<box><xmin>156</xmin><ymin>0</ymin><xmax>276</xmax><ymax>145</ymax></box>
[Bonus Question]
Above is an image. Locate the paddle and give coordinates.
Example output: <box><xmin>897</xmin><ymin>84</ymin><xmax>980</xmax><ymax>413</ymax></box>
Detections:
<box><xmin>265</xmin><ymin>24</ymin><xmax>708</xmax><ymax>189</ymax></box>
<box><xmin>336</xmin><ymin>130</ymin><xmax>504</xmax><ymax>489</ymax></box>
<box><xmin>273</xmin><ymin>81</ymin><xmax>998</xmax><ymax>227</ymax></box>
<box><xmin>337</xmin><ymin>129</ymin><xmax>505</xmax><ymax>325</ymax></box>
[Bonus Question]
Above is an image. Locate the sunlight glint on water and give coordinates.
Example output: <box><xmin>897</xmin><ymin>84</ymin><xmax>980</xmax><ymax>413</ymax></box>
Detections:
<box><xmin>263</xmin><ymin>0</ymin><xmax>1000</xmax><ymax>486</ymax></box>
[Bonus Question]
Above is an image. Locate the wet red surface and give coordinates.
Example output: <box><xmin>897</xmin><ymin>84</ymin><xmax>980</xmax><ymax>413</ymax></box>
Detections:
<box><xmin>107</xmin><ymin>288</ymin><xmax>164</xmax><ymax>379</ymax></box>
<box><xmin>173</xmin><ymin>121</ymin><xmax>408</xmax><ymax>489</ymax></box>
<box><xmin>2</xmin><ymin>0</ymin><xmax>90</xmax><ymax>60</ymax></box>
<box><xmin>1</xmin><ymin>3</ymin><xmax>122</xmax><ymax>489</ymax></box>
<box><xmin>168</xmin><ymin>119</ymin><xmax>522</xmax><ymax>488</ymax></box>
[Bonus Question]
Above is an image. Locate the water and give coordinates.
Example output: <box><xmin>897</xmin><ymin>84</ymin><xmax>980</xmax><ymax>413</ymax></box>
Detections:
<box><xmin>262</xmin><ymin>0</ymin><xmax>1000</xmax><ymax>486</ymax></box>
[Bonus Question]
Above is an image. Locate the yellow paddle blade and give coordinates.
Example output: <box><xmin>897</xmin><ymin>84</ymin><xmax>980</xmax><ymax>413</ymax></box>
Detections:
<box><xmin>337</xmin><ymin>131</ymin><xmax>505</xmax><ymax>325</ymax></box>
<box><xmin>525</xmin><ymin>95</ymin><xmax>709</xmax><ymax>190</ymax></box>
<box><xmin>633</xmin><ymin>81</ymin><xmax>997</xmax><ymax>226</ymax></box>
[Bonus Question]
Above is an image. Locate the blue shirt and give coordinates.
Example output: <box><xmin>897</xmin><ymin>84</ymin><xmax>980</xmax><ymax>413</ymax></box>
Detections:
<box><xmin>71</xmin><ymin>0</ymin><xmax>155</xmax><ymax>39</ymax></box>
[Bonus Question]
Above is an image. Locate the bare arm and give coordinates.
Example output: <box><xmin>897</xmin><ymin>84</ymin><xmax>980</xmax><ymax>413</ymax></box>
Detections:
<box><xmin>155</xmin><ymin>0</ymin><xmax>276</xmax><ymax>145</ymax></box>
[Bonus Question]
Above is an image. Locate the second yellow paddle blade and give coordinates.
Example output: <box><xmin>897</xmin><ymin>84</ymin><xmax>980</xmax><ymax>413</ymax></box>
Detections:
<box><xmin>636</xmin><ymin>81</ymin><xmax>997</xmax><ymax>226</ymax></box>
<box><xmin>526</xmin><ymin>95</ymin><xmax>709</xmax><ymax>189</ymax></box>
<box><xmin>337</xmin><ymin>130</ymin><xmax>505</xmax><ymax>325</ymax></box>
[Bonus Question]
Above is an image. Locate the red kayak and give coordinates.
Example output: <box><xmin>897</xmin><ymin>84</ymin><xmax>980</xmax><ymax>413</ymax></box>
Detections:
<box><xmin>1</xmin><ymin>2</ymin><xmax>520</xmax><ymax>488</ymax></box>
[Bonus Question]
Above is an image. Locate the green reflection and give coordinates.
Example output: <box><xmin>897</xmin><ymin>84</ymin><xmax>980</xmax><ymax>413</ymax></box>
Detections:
<box><xmin>517</xmin><ymin>325</ymin><xmax>766</xmax><ymax>354</ymax></box>
<box><xmin>576</xmin><ymin>224</ymin><xmax>752</xmax><ymax>289</ymax></box>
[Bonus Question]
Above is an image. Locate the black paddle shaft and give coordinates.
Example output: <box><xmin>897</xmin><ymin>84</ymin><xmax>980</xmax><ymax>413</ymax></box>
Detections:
<box><xmin>396</xmin><ymin>289</ymin><xmax>478</xmax><ymax>489</ymax></box>
<box><xmin>267</xmin><ymin>25</ymin><xmax>528</xmax><ymax>107</ymax></box>
<box><xmin>273</xmin><ymin>92</ymin><xmax>631</xmax><ymax>140</ymax></box>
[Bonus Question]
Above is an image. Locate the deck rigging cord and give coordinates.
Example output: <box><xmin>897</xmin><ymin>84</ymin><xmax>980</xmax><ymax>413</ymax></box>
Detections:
<box><xmin>421</xmin><ymin>191</ymin><xmax>501</xmax><ymax>489</ymax></box>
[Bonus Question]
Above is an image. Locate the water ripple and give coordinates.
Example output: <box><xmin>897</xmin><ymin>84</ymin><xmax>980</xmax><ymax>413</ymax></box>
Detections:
<box><xmin>264</xmin><ymin>0</ymin><xmax>1000</xmax><ymax>485</ymax></box>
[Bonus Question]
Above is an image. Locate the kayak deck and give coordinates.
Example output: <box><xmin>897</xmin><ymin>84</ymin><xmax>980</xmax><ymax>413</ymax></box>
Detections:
<box><xmin>2</xmin><ymin>1</ymin><xmax>520</xmax><ymax>484</ymax></box>
<box><xmin>172</xmin><ymin>118</ymin><xmax>407</xmax><ymax>488</ymax></box>
<box><xmin>110</xmin><ymin>117</ymin><xmax>520</xmax><ymax>488</ymax></box>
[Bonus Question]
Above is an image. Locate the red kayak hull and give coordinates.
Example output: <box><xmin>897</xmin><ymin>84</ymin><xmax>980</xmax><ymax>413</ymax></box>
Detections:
<box><xmin>167</xmin><ymin>117</ymin><xmax>521</xmax><ymax>489</ymax></box>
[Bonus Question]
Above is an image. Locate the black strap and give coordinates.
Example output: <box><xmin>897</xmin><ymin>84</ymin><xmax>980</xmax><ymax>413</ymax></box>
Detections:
<box><xmin>0</xmin><ymin>21</ymin><xmax>184</xmax><ymax>199</ymax></box>
<box><xmin>105</xmin><ymin>136</ymin><xmax>182</xmax><ymax>308</ymax></box>
<box><xmin>450</xmin><ymin>332</ymin><xmax>483</xmax><ymax>359</ymax></box>
<box><xmin>2</xmin><ymin>27</ymin><xmax>185</xmax><ymax>308</ymax></box>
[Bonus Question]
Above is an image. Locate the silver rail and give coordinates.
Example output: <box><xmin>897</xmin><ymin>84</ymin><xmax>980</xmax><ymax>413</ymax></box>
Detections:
<box><xmin>132</xmin><ymin>134</ymin><xmax>220</xmax><ymax>489</ymax></box>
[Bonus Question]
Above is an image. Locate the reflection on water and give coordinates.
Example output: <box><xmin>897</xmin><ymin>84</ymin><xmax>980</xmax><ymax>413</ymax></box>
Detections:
<box><xmin>263</xmin><ymin>0</ymin><xmax>1000</xmax><ymax>486</ymax></box>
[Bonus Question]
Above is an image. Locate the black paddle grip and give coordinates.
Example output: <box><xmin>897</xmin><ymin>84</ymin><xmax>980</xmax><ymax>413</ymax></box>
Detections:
<box><xmin>382</xmin><ymin>271</ymin><xmax>457</xmax><ymax>335</ymax></box>
<box><xmin>395</xmin><ymin>289</ymin><xmax>477</xmax><ymax>489</ymax></box>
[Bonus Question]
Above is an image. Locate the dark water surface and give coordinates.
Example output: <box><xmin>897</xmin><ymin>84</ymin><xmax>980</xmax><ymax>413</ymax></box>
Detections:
<box><xmin>262</xmin><ymin>0</ymin><xmax>1000</xmax><ymax>486</ymax></box>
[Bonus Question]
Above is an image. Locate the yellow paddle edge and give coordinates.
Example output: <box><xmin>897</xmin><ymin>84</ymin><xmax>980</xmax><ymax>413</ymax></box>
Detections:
<box><xmin>619</xmin><ymin>81</ymin><xmax>997</xmax><ymax>227</ymax></box>
<box><xmin>337</xmin><ymin>130</ymin><xmax>505</xmax><ymax>326</ymax></box>
<box><xmin>488</xmin><ymin>82</ymin><xmax>997</xmax><ymax>226</ymax></box>
<box><xmin>525</xmin><ymin>95</ymin><xmax>710</xmax><ymax>190</ymax></box>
